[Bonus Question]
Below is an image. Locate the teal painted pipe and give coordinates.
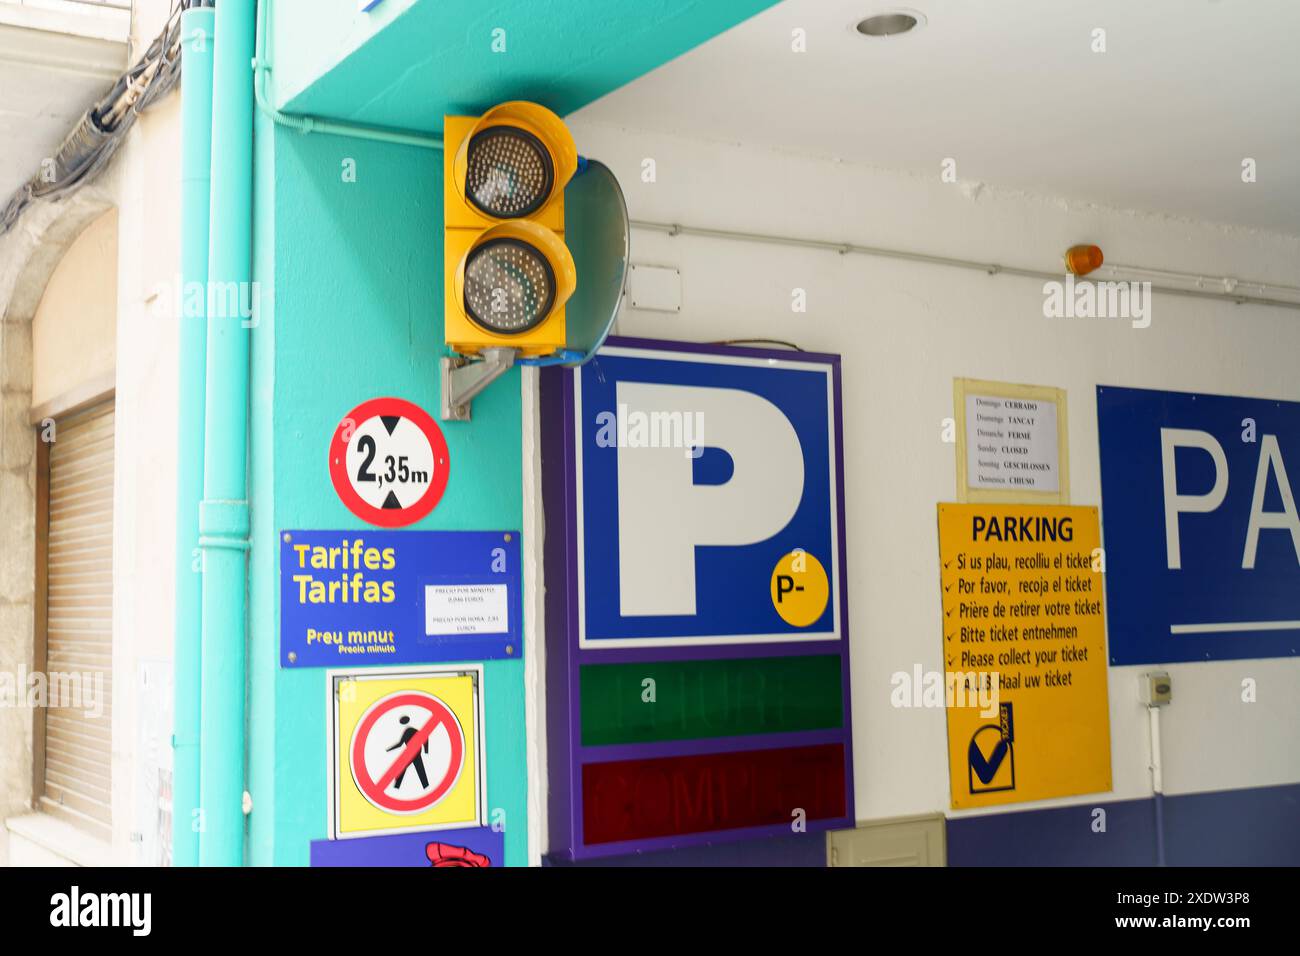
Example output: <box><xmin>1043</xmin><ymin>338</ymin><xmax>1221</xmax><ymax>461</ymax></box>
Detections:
<box><xmin>173</xmin><ymin>5</ymin><xmax>215</xmax><ymax>869</ymax></box>
<box><xmin>199</xmin><ymin>0</ymin><xmax>256</xmax><ymax>867</ymax></box>
<box><xmin>253</xmin><ymin>0</ymin><xmax>442</xmax><ymax>150</ymax></box>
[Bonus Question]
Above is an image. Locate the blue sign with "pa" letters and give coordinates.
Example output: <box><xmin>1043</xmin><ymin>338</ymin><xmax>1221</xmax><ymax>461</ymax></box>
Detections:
<box><xmin>1097</xmin><ymin>385</ymin><xmax>1300</xmax><ymax>664</ymax></box>
<box><xmin>566</xmin><ymin>339</ymin><xmax>847</xmax><ymax>648</ymax></box>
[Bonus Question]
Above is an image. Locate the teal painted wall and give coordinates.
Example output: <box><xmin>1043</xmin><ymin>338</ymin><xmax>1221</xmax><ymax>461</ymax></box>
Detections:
<box><xmin>278</xmin><ymin>0</ymin><xmax>781</xmax><ymax>128</ymax></box>
<box><xmin>249</xmin><ymin>0</ymin><xmax>780</xmax><ymax>867</ymax></box>
<box><xmin>271</xmin><ymin>0</ymin><xmax>421</xmax><ymax>112</ymax></box>
<box><xmin>249</xmin><ymin>123</ymin><xmax>527</xmax><ymax>866</ymax></box>
<box><xmin>248</xmin><ymin>107</ymin><xmax>278</xmax><ymax>864</ymax></box>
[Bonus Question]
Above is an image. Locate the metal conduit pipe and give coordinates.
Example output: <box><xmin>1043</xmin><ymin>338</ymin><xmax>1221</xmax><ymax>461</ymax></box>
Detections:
<box><xmin>198</xmin><ymin>0</ymin><xmax>256</xmax><ymax>867</ymax></box>
<box><xmin>253</xmin><ymin>0</ymin><xmax>442</xmax><ymax>151</ymax></box>
<box><xmin>173</xmin><ymin>3</ymin><xmax>216</xmax><ymax>869</ymax></box>
<box><xmin>630</xmin><ymin>220</ymin><xmax>1300</xmax><ymax>311</ymax></box>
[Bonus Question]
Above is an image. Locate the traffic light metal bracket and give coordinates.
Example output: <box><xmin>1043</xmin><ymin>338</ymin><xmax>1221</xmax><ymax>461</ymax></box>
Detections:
<box><xmin>440</xmin><ymin>347</ymin><xmax>517</xmax><ymax>422</ymax></box>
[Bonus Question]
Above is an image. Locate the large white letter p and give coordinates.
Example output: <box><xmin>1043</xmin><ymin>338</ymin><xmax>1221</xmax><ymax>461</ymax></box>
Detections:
<box><xmin>1161</xmin><ymin>427</ymin><xmax>1228</xmax><ymax>569</ymax></box>
<box><xmin>615</xmin><ymin>383</ymin><xmax>804</xmax><ymax>617</ymax></box>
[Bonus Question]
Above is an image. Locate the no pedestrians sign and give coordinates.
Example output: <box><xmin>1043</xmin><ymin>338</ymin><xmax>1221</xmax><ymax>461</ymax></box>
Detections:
<box><xmin>329</xmin><ymin>666</ymin><xmax>485</xmax><ymax>839</ymax></box>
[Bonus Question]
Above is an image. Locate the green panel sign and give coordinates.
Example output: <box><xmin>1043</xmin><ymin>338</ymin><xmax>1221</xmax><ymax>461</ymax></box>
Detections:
<box><xmin>580</xmin><ymin>655</ymin><xmax>843</xmax><ymax>746</ymax></box>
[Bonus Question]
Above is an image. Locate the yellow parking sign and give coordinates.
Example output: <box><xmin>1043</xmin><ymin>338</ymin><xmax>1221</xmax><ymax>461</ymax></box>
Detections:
<box><xmin>328</xmin><ymin>665</ymin><xmax>486</xmax><ymax>839</ymax></box>
<box><xmin>937</xmin><ymin>504</ymin><xmax>1111</xmax><ymax>809</ymax></box>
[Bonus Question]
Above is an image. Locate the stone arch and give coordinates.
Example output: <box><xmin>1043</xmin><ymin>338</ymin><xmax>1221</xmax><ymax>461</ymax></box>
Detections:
<box><xmin>0</xmin><ymin>189</ymin><xmax>116</xmax><ymax>852</ymax></box>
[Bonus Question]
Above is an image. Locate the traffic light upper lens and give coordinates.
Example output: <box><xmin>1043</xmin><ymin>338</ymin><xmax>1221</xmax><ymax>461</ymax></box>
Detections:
<box><xmin>463</xmin><ymin>237</ymin><xmax>556</xmax><ymax>335</ymax></box>
<box><xmin>464</xmin><ymin>126</ymin><xmax>555</xmax><ymax>218</ymax></box>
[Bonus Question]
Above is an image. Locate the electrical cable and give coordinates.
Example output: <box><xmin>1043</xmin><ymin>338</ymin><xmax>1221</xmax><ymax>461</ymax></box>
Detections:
<box><xmin>708</xmin><ymin>339</ymin><xmax>806</xmax><ymax>351</ymax></box>
<box><xmin>0</xmin><ymin>0</ymin><xmax>205</xmax><ymax>236</ymax></box>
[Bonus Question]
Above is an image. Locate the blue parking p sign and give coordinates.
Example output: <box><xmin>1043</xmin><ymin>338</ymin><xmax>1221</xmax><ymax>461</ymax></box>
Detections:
<box><xmin>1097</xmin><ymin>385</ymin><xmax>1300</xmax><ymax>664</ymax></box>
<box><xmin>559</xmin><ymin>339</ymin><xmax>846</xmax><ymax>648</ymax></box>
<box><xmin>540</xmin><ymin>338</ymin><xmax>855</xmax><ymax>858</ymax></box>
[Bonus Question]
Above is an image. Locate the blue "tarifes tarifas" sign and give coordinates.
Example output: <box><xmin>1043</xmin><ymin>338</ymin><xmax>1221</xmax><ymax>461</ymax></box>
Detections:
<box><xmin>279</xmin><ymin>529</ymin><xmax>520</xmax><ymax>667</ymax></box>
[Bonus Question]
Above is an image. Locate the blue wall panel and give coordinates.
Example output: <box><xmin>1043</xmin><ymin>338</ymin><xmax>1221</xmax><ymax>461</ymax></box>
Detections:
<box><xmin>571</xmin><ymin>783</ymin><xmax>1300</xmax><ymax>866</ymax></box>
<box><xmin>1162</xmin><ymin>784</ymin><xmax>1300</xmax><ymax>866</ymax></box>
<box><xmin>551</xmin><ymin>833</ymin><xmax>826</xmax><ymax>868</ymax></box>
<box><xmin>948</xmin><ymin>798</ymin><xmax>1157</xmax><ymax>867</ymax></box>
<box><xmin>948</xmin><ymin>784</ymin><xmax>1300</xmax><ymax>867</ymax></box>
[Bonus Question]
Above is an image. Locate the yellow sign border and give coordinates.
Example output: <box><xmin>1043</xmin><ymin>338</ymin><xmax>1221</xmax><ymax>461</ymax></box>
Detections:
<box><xmin>326</xmin><ymin>664</ymin><xmax>487</xmax><ymax>841</ymax></box>
<box><xmin>937</xmin><ymin>503</ymin><xmax>1112</xmax><ymax>810</ymax></box>
<box><xmin>954</xmin><ymin>377</ymin><xmax>1070</xmax><ymax>504</ymax></box>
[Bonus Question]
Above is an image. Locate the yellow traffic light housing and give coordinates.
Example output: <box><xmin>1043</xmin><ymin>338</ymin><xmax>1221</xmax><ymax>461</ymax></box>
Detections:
<box><xmin>444</xmin><ymin>102</ymin><xmax>578</xmax><ymax>358</ymax></box>
<box><xmin>440</xmin><ymin>100</ymin><xmax>629</xmax><ymax>421</ymax></box>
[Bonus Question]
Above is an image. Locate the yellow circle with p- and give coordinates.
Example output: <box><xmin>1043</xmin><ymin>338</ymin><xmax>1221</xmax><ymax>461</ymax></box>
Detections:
<box><xmin>770</xmin><ymin>549</ymin><xmax>830</xmax><ymax>627</ymax></box>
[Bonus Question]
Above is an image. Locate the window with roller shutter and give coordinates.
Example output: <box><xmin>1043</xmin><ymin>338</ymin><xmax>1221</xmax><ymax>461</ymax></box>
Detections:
<box><xmin>34</xmin><ymin>400</ymin><xmax>114</xmax><ymax>840</ymax></box>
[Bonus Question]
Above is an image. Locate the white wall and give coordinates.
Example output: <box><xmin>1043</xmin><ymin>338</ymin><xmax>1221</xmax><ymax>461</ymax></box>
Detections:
<box><xmin>30</xmin><ymin>208</ymin><xmax>117</xmax><ymax>407</ymax></box>
<box><xmin>0</xmin><ymin>0</ymin><xmax>180</xmax><ymax>867</ymax></box>
<box><xmin>525</xmin><ymin>117</ymin><xmax>1300</xmax><ymax>844</ymax></box>
<box><xmin>107</xmin><ymin>79</ymin><xmax>180</xmax><ymax>865</ymax></box>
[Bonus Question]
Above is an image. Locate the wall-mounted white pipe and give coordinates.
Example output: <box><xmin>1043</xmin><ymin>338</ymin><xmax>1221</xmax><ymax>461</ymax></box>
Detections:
<box><xmin>1147</xmin><ymin>705</ymin><xmax>1167</xmax><ymax>866</ymax></box>
<box><xmin>631</xmin><ymin>219</ymin><xmax>1300</xmax><ymax>312</ymax></box>
<box><xmin>253</xmin><ymin>0</ymin><xmax>443</xmax><ymax>151</ymax></box>
<box><xmin>1101</xmin><ymin>262</ymin><xmax>1300</xmax><ymax>300</ymax></box>
<box><xmin>1148</xmin><ymin>705</ymin><xmax>1164</xmax><ymax>795</ymax></box>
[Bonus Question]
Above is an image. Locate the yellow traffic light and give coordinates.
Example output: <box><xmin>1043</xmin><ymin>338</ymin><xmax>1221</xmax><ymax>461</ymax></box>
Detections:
<box><xmin>444</xmin><ymin>101</ymin><xmax>578</xmax><ymax>357</ymax></box>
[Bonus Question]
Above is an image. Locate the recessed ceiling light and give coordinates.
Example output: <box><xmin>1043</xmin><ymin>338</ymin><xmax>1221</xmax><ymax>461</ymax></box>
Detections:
<box><xmin>854</xmin><ymin>10</ymin><xmax>925</xmax><ymax>38</ymax></box>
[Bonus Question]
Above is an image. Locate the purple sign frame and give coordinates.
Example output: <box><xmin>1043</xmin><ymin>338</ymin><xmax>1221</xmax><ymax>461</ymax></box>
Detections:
<box><xmin>310</xmin><ymin>826</ymin><xmax>503</xmax><ymax>867</ymax></box>
<box><xmin>541</xmin><ymin>336</ymin><xmax>855</xmax><ymax>861</ymax></box>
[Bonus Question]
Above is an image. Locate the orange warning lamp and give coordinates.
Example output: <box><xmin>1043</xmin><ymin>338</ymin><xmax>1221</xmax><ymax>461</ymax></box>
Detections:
<box><xmin>1064</xmin><ymin>244</ymin><xmax>1104</xmax><ymax>276</ymax></box>
<box><xmin>443</xmin><ymin>101</ymin><xmax>578</xmax><ymax>358</ymax></box>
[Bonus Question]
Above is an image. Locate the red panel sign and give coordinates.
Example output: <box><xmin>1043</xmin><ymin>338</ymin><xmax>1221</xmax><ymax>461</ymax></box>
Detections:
<box><xmin>582</xmin><ymin>743</ymin><xmax>846</xmax><ymax>845</ymax></box>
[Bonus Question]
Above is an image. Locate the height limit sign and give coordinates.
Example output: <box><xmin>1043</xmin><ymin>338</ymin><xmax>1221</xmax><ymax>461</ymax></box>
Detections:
<box><xmin>330</xmin><ymin>397</ymin><xmax>450</xmax><ymax>527</ymax></box>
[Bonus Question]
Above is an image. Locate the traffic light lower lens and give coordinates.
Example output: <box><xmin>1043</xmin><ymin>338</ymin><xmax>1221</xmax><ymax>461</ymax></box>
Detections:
<box><xmin>465</xmin><ymin>126</ymin><xmax>554</xmax><ymax>218</ymax></box>
<box><xmin>463</xmin><ymin>238</ymin><xmax>556</xmax><ymax>335</ymax></box>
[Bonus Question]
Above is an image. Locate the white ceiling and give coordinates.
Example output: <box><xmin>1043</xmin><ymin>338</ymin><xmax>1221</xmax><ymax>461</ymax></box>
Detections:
<box><xmin>574</xmin><ymin>0</ymin><xmax>1300</xmax><ymax>235</ymax></box>
<box><xmin>0</xmin><ymin>3</ymin><xmax>129</xmax><ymax>209</ymax></box>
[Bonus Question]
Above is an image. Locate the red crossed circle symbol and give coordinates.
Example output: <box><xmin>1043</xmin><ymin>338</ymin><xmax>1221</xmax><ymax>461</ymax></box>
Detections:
<box><xmin>350</xmin><ymin>691</ymin><xmax>465</xmax><ymax>814</ymax></box>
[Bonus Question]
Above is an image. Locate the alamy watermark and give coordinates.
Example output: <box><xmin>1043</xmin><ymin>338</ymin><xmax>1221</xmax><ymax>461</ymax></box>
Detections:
<box><xmin>50</xmin><ymin>886</ymin><xmax>150</xmax><ymax>936</ymax></box>
<box><xmin>0</xmin><ymin>668</ymin><xmax>105</xmax><ymax>718</ymax></box>
<box><xmin>594</xmin><ymin>406</ymin><xmax>705</xmax><ymax>458</ymax></box>
<box><xmin>146</xmin><ymin>274</ymin><xmax>267</xmax><ymax>328</ymax></box>
<box><xmin>891</xmin><ymin>664</ymin><xmax>1001</xmax><ymax>718</ymax></box>
<box><xmin>1043</xmin><ymin>273</ymin><xmax>1151</xmax><ymax>328</ymax></box>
